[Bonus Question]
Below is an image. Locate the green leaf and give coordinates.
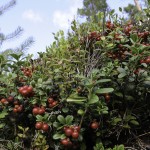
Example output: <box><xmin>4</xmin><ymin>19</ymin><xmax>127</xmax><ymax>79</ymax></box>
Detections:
<box><xmin>118</xmin><ymin>144</ymin><xmax>124</xmax><ymax>150</ymax></box>
<box><xmin>66</xmin><ymin>94</ymin><xmax>87</xmax><ymax>104</ymax></box>
<box><xmin>0</xmin><ymin>123</ymin><xmax>5</xmax><ymax>129</ymax></box>
<box><xmin>109</xmin><ymin>9</ymin><xmax>115</xmax><ymax>15</ymax></box>
<box><xmin>123</xmin><ymin>124</ymin><xmax>130</xmax><ymax>129</ymax></box>
<box><xmin>38</xmin><ymin>78</ymin><xmax>43</xmax><ymax>84</ymax></box>
<box><xmin>143</xmin><ymin>80</ymin><xmax>150</xmax><ymax>88</ymax></box>
<box><xmin>18</xmin><ymin>126</ymin><xmax>24</xmax><ymax>131</ymax></box>
<box><xmin>96</xmin><ymin>79</ymin><xmax>111</xmax><ymax>84</ymax></box>
<box><xmin>96</xmin><ymin>88</ymin><xmax>114</xmax><ymax>94</ymax></box>
<box><xmin>112</xmin><ymin>118</ymin><xmax>122</xmax><ymax>125</ymax></box>
<box><xmin>0</xmin><ymin>110</ymin><xmax>8</xmax><ymax>119</ymax></box>
<box><xmin>119</xmin><ymin>7</ymin><xmax>122</xmax><ymax>12</ymax></box>
<box><xmin>130</xmin><ymin>120</ymin><xmax>139</xmax><ymax>126</ymax></box>
<box><xmin>60</xmin><ymin>134</ymin><xmax>66</xmax><ymax>139</ymax></box>
<box><xmin>17</xmin><ymin>133</ymin><xmax>23</xmax><ymax>138</ymax></box>
<box><xmin>114</xmin><ymin>92</ymin><xmax>123</xmax><ymax>97</ymax></box>
<box><xmin>113</xmin><ymin>144</ymin><xmax>124</xmax><ymax>150</ymax></box>
<box><xmin>130</xmin><ymin>33</ymin><xmax>138</xmax><ymax>43</ymax></box>
<box><xmin>100</xmin><ymin>36</ymin><xmax>105</xmax><ymax>40</ymax></box>
<box><xmin>57</xmin><ymin>115</ymin><xmax>66</xmax><ymax>124</ymax></box>
<box><xmin>102</xmin><ymin>111</ymin><xmax>108</xmax><ymax>114</ymax></box>
<box><xmin>62</xmin><ymin>108</ymin><xmax>69</xmax><ymax>113</ymax></box>
<box><xmin>125</xmin><ymin>115</ymin><xmax>136</xmax><ymax>121</ymax></box>
<box><xmin>10</xmin><ymin>53</ymin><xmax>22</xmax><ymax>60</ymax></box>
<box><xmin>118</xmin><ymin>72</ymin><xmax>126</xmax><ymax>78</ymax></box>
<box><xmin>65</xmin><ymin>115</ymin><xmax>73</xmax><ymax>125</ymax></box>
<box><xmin>88</xmin><ymin>94</ymin><xmax>99</xmax><ymax>104</ymax></box>
<box><xmin>66</xmin><ymin>98</ymin><xmax>86</xmax><ymax>104</ymax></box>
<box><xmin>125</xmin><ymin>95</ymin><xmax>134</xmax><ymax>101</ymax></box>
<box><xmin>84</xmin><ymin>79</ymin><xmax>93</xmax><ymax>88</ymax></box>
<box><xmin>117</xmin><ymin>67</ymin><xmax>126</xmax><ymax>73</ymax></box>
<box><xmin>53</xmin><ymin>122</ymin><xmax>60</xmax><ymax>128</ymax></box>
<box><xmin>36</xmin><ymin>115</ymin><xmax>43</xmax><ymax>121</ymax></box>
<box><xmin>53</xmin><ymin>133</ymin><xmax>62</xmax><ymax>139</ymax></box>
<box><xmin>106</xmin><ymin>43</ymin><xmax>114</xmax><ymax>48</ymax></box>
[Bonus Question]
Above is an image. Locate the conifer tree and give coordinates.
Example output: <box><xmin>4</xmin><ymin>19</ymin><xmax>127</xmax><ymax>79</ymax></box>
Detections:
<box><xmin>77</xmin><ymin>0</ymin><xmax>108</xmax><ymax>21</ymax></box>
<box><xmin>0</xmin><ymin>0</ymin><xmax>34</xmax><ymax>57</ymax></box>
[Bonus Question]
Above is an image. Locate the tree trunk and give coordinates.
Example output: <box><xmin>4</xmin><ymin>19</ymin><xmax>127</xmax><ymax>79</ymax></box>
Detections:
<box><xmin>134</xmin><ymin>0</ymin><xmax>142</xmax><ymax>11</ymax></box>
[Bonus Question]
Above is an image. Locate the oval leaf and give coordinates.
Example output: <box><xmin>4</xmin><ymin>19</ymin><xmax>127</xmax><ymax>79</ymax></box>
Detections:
<box><xmin>88</xmin><ymin>94</ymin><xmax>99</xmax><ymax>104</ymax></box>
<box><xmin>57</xmin><ymin>115</ymin><xmax>66</xmax><ymax>124</ymax></box>
<box><xmin>65</xmin><ymin>115</ymin><xmax>73</xmax><ymax>125</ymax></box>
<box><xmin>53</xmin><ymin>133</ymin><xmax>62</xmax><ymax>139</ymax></box>
<box><xmin>96</xmin><ymin>88</ymin><xmax>114</xmax><ymax>94</ymax></box>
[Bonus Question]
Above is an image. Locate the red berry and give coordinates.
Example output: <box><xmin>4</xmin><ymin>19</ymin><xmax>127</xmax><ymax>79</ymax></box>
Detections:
<box><xmin>21</xmin><ymin>89</ymin><xmax>28</xmax><ymax>96</ymax></box>
<box><xmin>64</xmin><ymin>128</ymin><xmax>73</xmax><ymax>137</ymax></box>
<box><xmin>38</xmin><ymin>108</ymin><xmax>45</xmax><ymax>115</ymax></box>
<box><xmin>35</xmin><ymin>122</ymin><xmax>43</xmax><ymax>130</ymax></box>
<box><xmin>42</xmin><ymin>123</ymin><xmax>49</xmax><ymax>131</ymax></box>
<box><xmin>14</xmin><ymin>105</ymin><xmax>19</xmax><ymax>109</ymax></box>
<box><xmin>17</xmin><ymin>106</ymin><xmax>23</xmax><ymax>112</ymax></box>
<box><xmin>1</xmin><ymin>98</ymin><xmax>7</xmax><ymax>104</ymax></box>
<box><xmin>47</xmin><ymin>97</ymin><xmax>54</xmax><ymax>104</ymax></box>
<box><xmin>7</xmin><ymin>96</ymin><xmax>14</xmax><ymax>102</ymax></box>
<box><xmin>52</xmin><ymin>101</ymin><xmax>58</xmax><ymax>106</ymax></box>
<box><xmin>140</xmin><ymin>59</ymin><xmax>146</xmax><ymax>64</ymax></box>
<box><xmin>61</xmin><ymin>139</ymin><xmax>69</xmax><ymax>146</ymax></box>
<box><xmin>91</xmin><ymin>122</ymin><xmax>99</xmax><ymax>129</ymax></box>
<box><xmin>18</xmin><ymin>87</ymin><xmax>24</xmax><ymax>93</ymax></box>
<box><xmin>32</xmin><ymin>107</ymin><xmax>39</xmax><ymax>115</ymax></box>
<box><xmin>13</xmin><ymin>108</ymin><xmax>18</xmax><ymax>113</ymax></box>
<box><xmin>145</xmin><ymin>57</ymin><xmax>150</xmax><ymax>64</ymax></box>
<box><xmin>13</xmin><ymin>100</ymin><xmax>19</xmax><ymax>105</ymax></box>
<box><xmin>48</xmin><ymin>103</ymin><xmax>53</xmax><ymax>108</ymax></box>
<box><xmin>105</xmin><ymin>94</ymin><xmax>110</xmax><ymax>102</ymax></box>
<box><xmin>63</xmin><ymin>126</ymin><xmax>68</xmax><ymax>132</ymax></box>
<box><xmin>27</xmin><ymin>86</ymin><xmax>33</xmax><ymax>93</ymax></box>
<box><xmin>23</xmin><ymin>85</ymin><xmax>28</xmax><ymax>90</ymax></box>
<box><xmin>73</xmin><ymin>126</ymin><xmax>80</xmax><ymax>132</ymax></box>
<box><xmin>72</xmin><ymin>130</ymin><xmax>79</xmax><ymax>139</ymax></box>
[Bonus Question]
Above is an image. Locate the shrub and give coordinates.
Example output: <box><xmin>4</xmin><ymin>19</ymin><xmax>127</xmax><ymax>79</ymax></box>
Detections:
<box><xmin>0</xmin><ymin>11</ymin><xmax>149</xmax><ymax>150</ymax></box>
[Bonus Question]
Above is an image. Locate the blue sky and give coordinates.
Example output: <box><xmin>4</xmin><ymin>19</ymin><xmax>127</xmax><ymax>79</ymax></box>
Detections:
<box><xmin>0</xmin><ymin>0</ymin><xmax>141</xmax><ymax>58</ymax></box>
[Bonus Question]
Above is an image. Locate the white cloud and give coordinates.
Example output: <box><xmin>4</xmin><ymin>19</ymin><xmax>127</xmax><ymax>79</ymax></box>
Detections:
<box><xmin>22</xmin><ymin>10</ymin><xmax>43</xmax><ymax>22</ymax></box>
<box><xmin>52</xmin><ymin>0</ymin><xmax>83</xmax><ymax>29</ymax></box>
<box><xmin>52</xmin><ymin>11</ymin><xmax>74</xmax><ymax>29</ymax></box>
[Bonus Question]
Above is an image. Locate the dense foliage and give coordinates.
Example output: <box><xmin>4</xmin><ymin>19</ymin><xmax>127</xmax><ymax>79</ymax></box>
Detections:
<box><xmin>0</xmin><ymin>8</ymin><xmax>150</xmax><ymax>150</ymax></box>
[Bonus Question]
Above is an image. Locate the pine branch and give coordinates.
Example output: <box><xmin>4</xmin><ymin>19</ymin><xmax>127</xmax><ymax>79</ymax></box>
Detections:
<box><xmin>0</xmin><ymin>27</ymin><xmax>23</xmax><ymax>46</ymax></box>
<box><xmin>0</xmin><ymin>0</ymin><xmax>16</xmax><ymax>16</ymax></box>
<box><xmin>15</xmin><ymin>37</ymin><xmax>34</xmax><ymax>53</ymax></box>
<box><xmin>5</xmin><ymin>26</ymin><xmax>23</xmax><ymax>40</ymax></box>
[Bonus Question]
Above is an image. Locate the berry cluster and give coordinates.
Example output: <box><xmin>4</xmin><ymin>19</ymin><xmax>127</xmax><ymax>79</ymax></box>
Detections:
<box><xmin>140</xmin><ymin>56</ymin><xmax>150</xmax><ymax>64</ymax></box>
<box><xmin>32</xmin><ymin>106</ymin><xmax>45</xmax><ymax>115</ymax></box>
<box><xmin>0</xmin><ymin>97</ymin><xmax>24</xmax><ymax>113</ymax></box>
<box><xmin>88</xmin><ymin>31</ymin><xmax>101</xmax><ymax>41</ymax></box>
<box><xmin>0</xmin><ymin>98</ymin><xmax>9</xmax><ymax>105</ymax></box>
<box><xmin>13</xmin><ymin>104</ymin><xmax>23</xmax><ymax>113</ymax></box>
<box><xmin>0</xmin><ymin>96</ymin><xmax>14</xmax><ymax>105</ymax></box>
<box><xmin>21</xmin><ymin>67</ymin><xmax>34</xmax><ymax>77</ymax></box>
<box><xmin>47</xmin><ymin>97</ymin><xmax>58</xmax><ymax>108</ymax></box>
<box><xmin>60</xmin><ymin>125</ymin><xmax>80</xmax><ymax>147</ymax></box>
<box><xmin>106</xmin><ymin>20</ymin><xmax>115</xmax><ymax>30</ymax></box>
<box><xmin>18</xmin><ymin>85</ymin><xmax>34</xmax><ymax>97</ymax></box>
<box><xmin>35</xmin><ymin>122</ymin><xmax>49</xmax><ymax>131</ymax></box>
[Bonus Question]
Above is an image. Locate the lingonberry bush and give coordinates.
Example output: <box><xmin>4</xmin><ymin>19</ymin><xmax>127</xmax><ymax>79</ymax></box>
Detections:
<box><xmin>0</xmin><ymin>9</ymin><xmax>150</xmax><ymax>150</ymax></box>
